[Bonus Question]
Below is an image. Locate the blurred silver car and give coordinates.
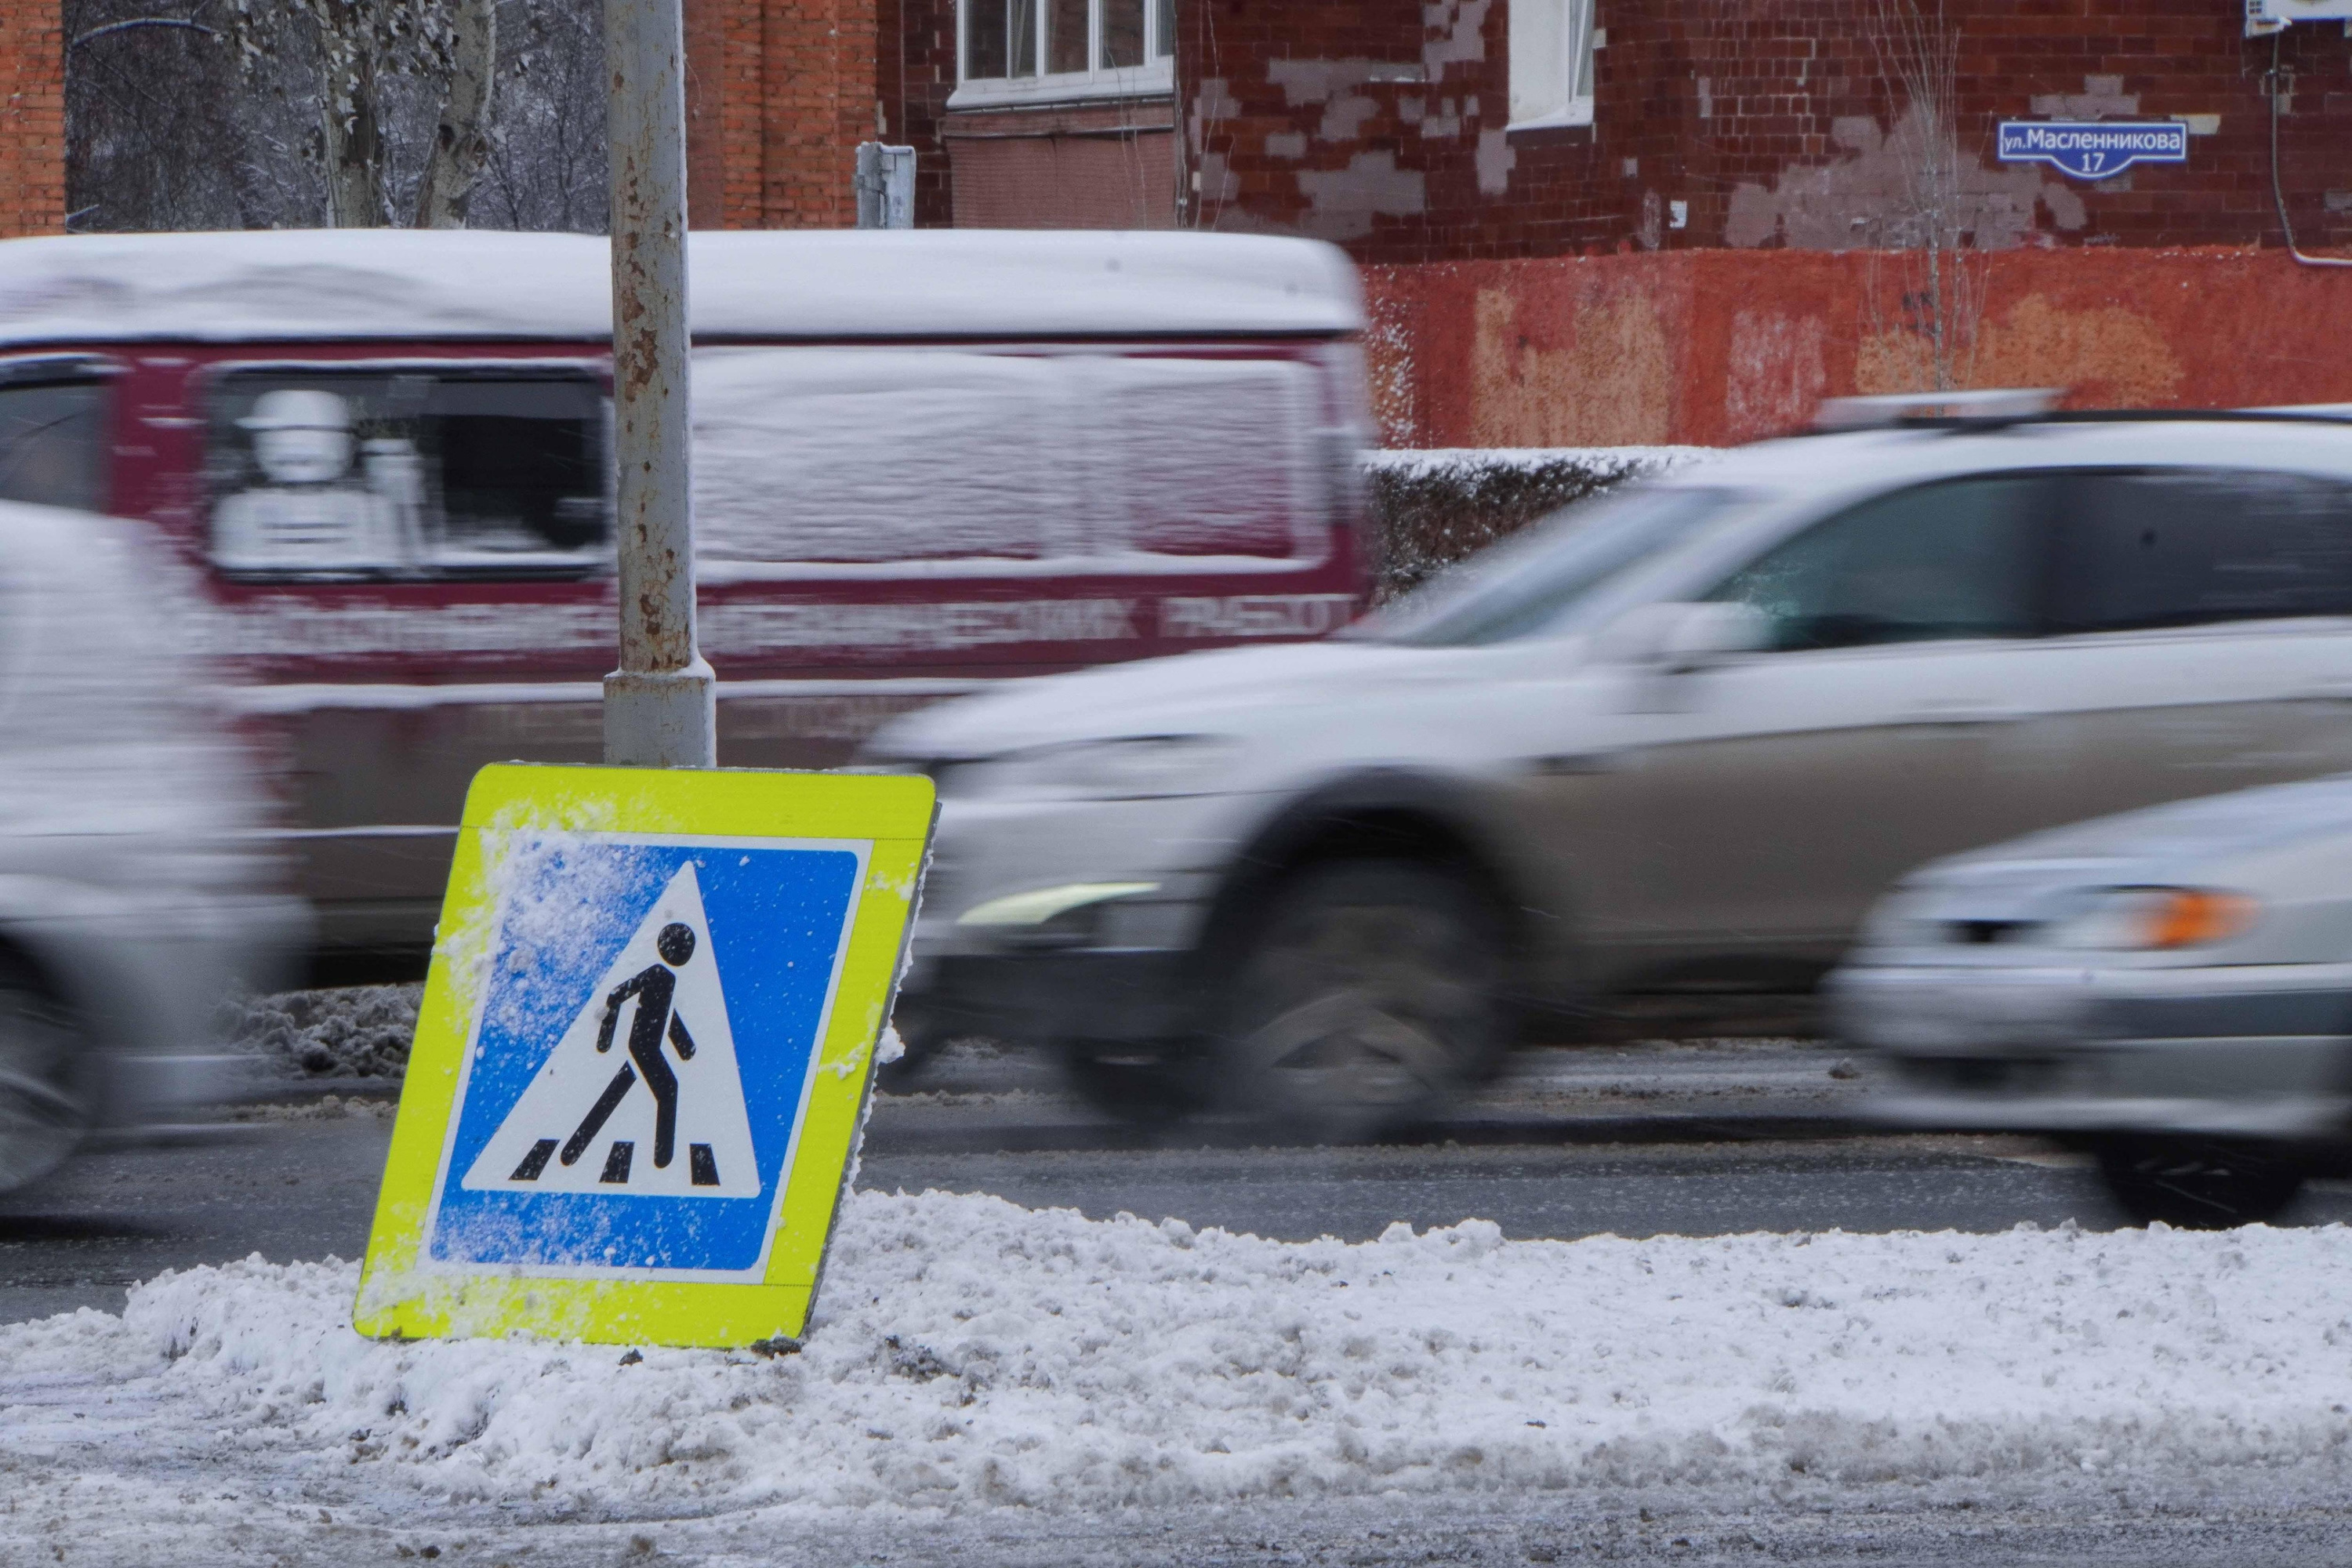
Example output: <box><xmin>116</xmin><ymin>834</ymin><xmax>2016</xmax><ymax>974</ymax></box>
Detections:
<box><xmin>0</xmin><ymin>500</ymin><xmax>304</xmax><ymax>1192</ymax></box>
<box><xmin>1832</xmin><ymin>772</ymin><xmax>2352</xmax><ymax>1227</ymax></box>
<box><xmin>872</xmin><ymin>408</ymin><xmax>2352</xmax><ymax>1139</ymax></box>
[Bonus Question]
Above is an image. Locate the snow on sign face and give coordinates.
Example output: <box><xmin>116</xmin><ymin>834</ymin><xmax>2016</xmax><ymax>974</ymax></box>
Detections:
<box><xmin>463</xmin><ymin>863</ymin><xmax>760</xmax><ymax>1200</ymax></box>
<box><xmin>423</xmin><ymin>836</ymin><xmax>863</xmax><ymax>1280</ymax></box>
<box><xmin>357</xmin><ymin>765</ymin><xmax>932</xmax><ymax>1348</ymax></box>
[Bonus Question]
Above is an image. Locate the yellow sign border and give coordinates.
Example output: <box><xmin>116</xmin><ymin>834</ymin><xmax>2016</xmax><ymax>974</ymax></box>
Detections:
<box><xmin>352</xmin><ymin>763</ymin><xmax>935</xmax><ymax>1348</ymax></box>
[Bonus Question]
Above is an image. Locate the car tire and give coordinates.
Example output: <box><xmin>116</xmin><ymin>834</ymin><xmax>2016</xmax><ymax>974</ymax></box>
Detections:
<box><xmin>1216</xmin><ymin>858</ymin><xmax>1507</xmax><ymax>1145</ymax></box>
<box><xmin>2095</xmin><ymin>1138</ymin><xmax>2304</xmax><ymax>1229</ymax></box>
<box><xmin>1057</xmin><ymin>1040</ymin><xmax>1214</xmax><ymax>1126</ymax></box>
<box><xmin>0</xmin><ymin>959</ymin><xmax>93</xmax><ymax>1196</ymax></box>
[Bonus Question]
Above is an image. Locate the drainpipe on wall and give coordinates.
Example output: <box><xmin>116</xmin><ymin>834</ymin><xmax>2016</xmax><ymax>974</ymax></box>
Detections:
<box><xmin>2267</xmin><ymin>40</ymin><xmax>2352</xmax><ymax>269</ymax></box>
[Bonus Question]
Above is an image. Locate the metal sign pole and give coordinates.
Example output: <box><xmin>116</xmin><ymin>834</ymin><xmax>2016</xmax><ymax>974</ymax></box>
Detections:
<box><xmin>603</xmin><ymin>0</ymin><xmax>715</xmax><ymax>768</ymax></box>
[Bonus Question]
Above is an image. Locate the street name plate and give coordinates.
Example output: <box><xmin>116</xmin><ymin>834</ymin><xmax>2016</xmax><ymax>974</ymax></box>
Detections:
<box><xmin>1995</xmin><ymin>120</ymin><xmax>2188</xmax><ymax>180</ymax></box>
<box><xmin>354</xmin><ymin>763</ymin><xmax>934</xmax><ymax>1347</ymax></box>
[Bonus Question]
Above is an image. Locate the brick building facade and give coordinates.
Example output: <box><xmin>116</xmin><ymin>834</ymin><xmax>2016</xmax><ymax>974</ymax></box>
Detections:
<box><xmin>0</xmin><ymin>0</ymin><xmax>63</xmax><ymax>241</ymax></box>
<box><xmin>843</xmin><ymin>0</ymin><xmax>2352</xmax><ymax>258</ymax></box>
<box><xmin>7</xmin><ymin>1</ymin><xmax>2350</xmax><ymax>442</ymax></box>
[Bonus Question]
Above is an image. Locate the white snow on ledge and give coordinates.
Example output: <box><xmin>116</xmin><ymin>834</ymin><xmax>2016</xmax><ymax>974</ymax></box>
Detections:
<box><xmin>7</xmin><ymin>1191</ymin><xmax>2352</xmax><ymax>1519</ymax></box>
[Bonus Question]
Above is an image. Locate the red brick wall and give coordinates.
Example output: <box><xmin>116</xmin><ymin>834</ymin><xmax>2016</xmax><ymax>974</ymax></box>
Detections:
<box><xmin>0</xmin><ymin>0</ymin><xmax>63</xmax><ymax>238</ymax></box>
<box><xmin>1366</xmin><ymin>246</ymin><xmax>2352</xmax><ymax>448</ymax></box>
<box><xmin>888</xmin><ymin>0</ymin><xmax>959</xmax><ymax>227</ymax></box>
<box><xmin>688</xmin><ymin>0</ymin><xmax>877</xmax><ymax>228</ymax></box>
<box><xmin>1181</xmin><ymin>0</ymin><xmax>2352</xmax><ymax>263</ymax></box>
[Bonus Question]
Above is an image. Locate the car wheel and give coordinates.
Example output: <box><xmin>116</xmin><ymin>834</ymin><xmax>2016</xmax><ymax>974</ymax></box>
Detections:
<box><xmin>1057</xmin><ymin>1040</ymin><xmax>1213</xmax><ymax>1126</ymax></box>
<box><xmin>0</xmin><ymin>963</ymin><xmax>93</xmax><ymax>1195</ymax></box>
<box><xmin>1218</xmin><ymin>859</ymin><xmax>1506</xmax><ymax>1145</ymax></box>
<box><xmin>2095</xmin><ymin>1138</ymin><xmax>2304</xmax><ymax>1229</ymax></box>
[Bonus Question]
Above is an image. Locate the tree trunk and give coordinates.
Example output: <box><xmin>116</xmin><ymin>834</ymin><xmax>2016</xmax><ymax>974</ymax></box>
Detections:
<box><xmin>316</xmin><ymin>0</ymin><xmax>385</xmax><ymax>226</ymax></box>
<box><xmin>414</xmin><ymin>0</ymin><xmax>497</xmax><ymax>227</ymax></box>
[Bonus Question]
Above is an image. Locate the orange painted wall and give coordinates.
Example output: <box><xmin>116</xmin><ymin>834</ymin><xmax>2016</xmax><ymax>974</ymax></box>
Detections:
<box><xmin>1363</xmin><ymin>248</ymin><xmax>2352</xmax><ymax>449</ymax></box>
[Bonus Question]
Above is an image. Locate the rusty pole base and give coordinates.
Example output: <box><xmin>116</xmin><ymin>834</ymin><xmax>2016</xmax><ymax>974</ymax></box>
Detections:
<box><xmin>604</xmin><ymin>662</ymin><xmax>717</xmax><ymax>769</ymax></box>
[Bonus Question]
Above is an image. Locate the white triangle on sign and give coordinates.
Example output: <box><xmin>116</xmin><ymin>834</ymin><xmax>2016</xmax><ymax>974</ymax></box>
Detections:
<box><xmin>463</xmin><ymin>861</ymin><xmax>761</xmax><ymax>1200</ymax></box>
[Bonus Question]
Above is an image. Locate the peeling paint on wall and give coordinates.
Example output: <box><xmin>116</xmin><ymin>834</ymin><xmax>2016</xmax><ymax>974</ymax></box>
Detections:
<box><xmin>1724</xmin><ymin>311</ymin><xmax>1828</xmax><ymax>441</ymax></box>
<box><xmin>1723</xmin><ymin>106</ymin><xmax>2085</xmax><ymax>252</ymax></box>
<box><xmin>1966</xmin><ymin>296</ymin><xmax>2183</xmax><ymax>408</ymax></box>
<box><xmin>1475</xmin><ymin>129</ymin><xmax>1515</xmax><ymax>195</ymax></box>
<box><xmin>1298</xmin><ymin>154</ymin><xmax>1431</xmax><ymax>242</ymax></box>
<box><xmin>1368</xmin><ymin>249</ymin><xmax>2342</xmax><ymax>449</ymax></box>
<box><xmin>1468</xmin><ymin>285</ymin><xmax>1673</xmax><ymax>447</ymax></box>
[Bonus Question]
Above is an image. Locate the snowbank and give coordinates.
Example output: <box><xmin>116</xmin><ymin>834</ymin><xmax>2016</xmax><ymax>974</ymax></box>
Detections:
<box><xmin>9</xmin><ymin>1191</ymin><xmax>2352</xmax><ymax>1518</ymax></box>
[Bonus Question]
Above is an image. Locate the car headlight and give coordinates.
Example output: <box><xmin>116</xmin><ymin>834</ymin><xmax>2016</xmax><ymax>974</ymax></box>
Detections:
<box><xmin>2046</xmin><ymin>886</ymin><xmax>2259</xmax><ymax>951</ymax></box>
<box><xmin>948</xmin><ymin>735</ymin><xmax>1240</xmax><ymax>803</ymax></box>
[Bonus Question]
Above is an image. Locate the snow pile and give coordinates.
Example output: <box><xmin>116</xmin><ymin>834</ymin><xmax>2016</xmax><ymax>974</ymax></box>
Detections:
<box><xmin>10</xmin><ymin>1192</ymin><xmax>2352</xmax><ymax>1515</ymax></box>
<box><xmin>223</xmin><ymin>984</ymin><xmax>421</xmax><ymax>1079</ymax></box>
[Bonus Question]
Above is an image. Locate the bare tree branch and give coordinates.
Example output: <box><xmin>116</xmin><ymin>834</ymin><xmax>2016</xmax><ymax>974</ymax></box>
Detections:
<box><xmin>70</xmin><ymin>17</ymin><xmax>223</xmax><ymax>49</ymax></box>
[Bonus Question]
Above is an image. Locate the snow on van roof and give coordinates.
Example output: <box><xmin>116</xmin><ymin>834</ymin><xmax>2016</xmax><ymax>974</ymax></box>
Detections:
<box><xmin>0</xmin><ymin>229</ymin><xmax>1364</xmax><ymax>347</ymax></box>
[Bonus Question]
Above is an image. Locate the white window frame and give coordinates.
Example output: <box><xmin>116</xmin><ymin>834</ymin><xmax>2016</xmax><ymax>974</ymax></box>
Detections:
<box><xmin>1507</xmin><ymin>0</ymin><xmax>1599</xmax><ymax>132</ymax></box>
<box><xmin>951</xmin><ymin>0</ymin><xmax>1175</xmax><ymax>110</ymax></box>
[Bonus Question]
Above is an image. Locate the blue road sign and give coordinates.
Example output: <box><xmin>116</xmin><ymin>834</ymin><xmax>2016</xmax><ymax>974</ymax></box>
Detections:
<box><xmin>427</xmin><ymin>835</ymin><xmax>865</xmax><ymax>1279</ymax></box>
<box><xmin>356</xmin><ymin>764</ymin><xmax>935</xmax><ymax>1348</ymax></box>
<box><xmin>1996</xmin><ymin>121</ymin><xmax>2187</xmax><ymax>181</ymax></box>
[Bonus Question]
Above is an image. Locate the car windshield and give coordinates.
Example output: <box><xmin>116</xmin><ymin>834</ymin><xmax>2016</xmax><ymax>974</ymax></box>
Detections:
<box><xmin>1348</xmin><ymin>484</ymin><xmax>1753</xmax><ymax>646</ymax></box>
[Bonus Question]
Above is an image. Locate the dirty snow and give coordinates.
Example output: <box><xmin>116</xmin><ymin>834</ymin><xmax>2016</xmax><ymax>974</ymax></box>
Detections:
<box><xmin>8</xmin><ymin>1191</ymin><xmax>2352</xmax><ymax>1528</ymax></box>
<box><xmin>222</xmin><ymin>984</ymin><xmax>422</xmax><ymax>1080</ymax></box>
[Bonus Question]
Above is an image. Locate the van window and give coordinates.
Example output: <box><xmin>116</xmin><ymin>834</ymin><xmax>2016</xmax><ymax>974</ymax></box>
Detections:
<box><xmin>1097</xmin><ymin>357</ymin><xmax>1312</xmax><ymax>557</ymax></box>
<box><xmin>0</xmin><ymin>379</ymin><xmax>107</xmax><ymax>513</ymax></box>
<box><xmin>2053</xmin><ymin>468</ymin><xmax>2352</xmax><ymax>633</ymax></box>
<box><xmin>205</xmin><ymin>368</ymin><xmax>607</xmax><ymax>580</ymax></box>
<box><xmin>1711</xmin><ymin>474</ymin><xmax>2049</xmax><ymax>651</ymax></box>
<box><xmin>691</xmin><ymin>348</ymin><xmax>1319</xmax><ymax>568</ymax></box>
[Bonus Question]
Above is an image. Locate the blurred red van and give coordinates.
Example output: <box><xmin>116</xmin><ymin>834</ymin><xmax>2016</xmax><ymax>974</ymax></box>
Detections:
<box><xmin>0</xmin><ymin>229</ymin><xmax>1371</xmax><ymax>963</ymax></box>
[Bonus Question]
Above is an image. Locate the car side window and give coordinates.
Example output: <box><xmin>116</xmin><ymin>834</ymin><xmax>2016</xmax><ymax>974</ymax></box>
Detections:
<box><xmin>2051</xmin><ymin>468</ymin><xmax>2352</xmax><ymax>633</ymax></box>
<box><xmin>1708</xmin><ymin>474</ymin><xmax>2049</xmax><ymax>652</ymax></box>
<box><xmin>206</xmin><ymin>368</ymin><xmax>608</xmax><ymax>581</ymax></box>
<box><xmin>0</xmin><ymin>378</ymin><xmax>109</xmax><ymax>514</ymax></box>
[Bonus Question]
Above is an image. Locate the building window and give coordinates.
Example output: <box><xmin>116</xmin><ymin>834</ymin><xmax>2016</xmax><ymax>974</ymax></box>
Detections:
<box><xmin>956</xmin><ymin>0</ymin><xmax>1175</xmax><ymax>106</ymax></box>
<box><xmin>1508</xmin><ymin>0</ymin><xmax>1597</xmax><ymax>131</ymax></box>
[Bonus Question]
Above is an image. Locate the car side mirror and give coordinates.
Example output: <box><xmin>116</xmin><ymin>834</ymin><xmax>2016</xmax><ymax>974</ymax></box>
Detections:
<box><xmin>1594</xmin><ymin>601</ymin><xmax>1770</xmax><ymax>672</ymax></box>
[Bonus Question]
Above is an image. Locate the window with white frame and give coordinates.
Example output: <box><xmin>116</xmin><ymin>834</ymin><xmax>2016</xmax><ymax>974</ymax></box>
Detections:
<box><xmin>956</xmin><ymin>0</ymin><xmax>1175</xmax><ymax>105</ymax></box>
<box><xmin>1508</xmin><ymin>0</ymin><xmax>1598</xmax><ymax>130</ymax></box>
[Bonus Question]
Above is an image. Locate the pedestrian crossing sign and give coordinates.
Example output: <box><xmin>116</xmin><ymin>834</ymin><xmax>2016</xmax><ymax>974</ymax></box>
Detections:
<box><xmin>353</xmin><ymin>762</ymin><xmax>935</xmax><ymax>1348</ymax></box>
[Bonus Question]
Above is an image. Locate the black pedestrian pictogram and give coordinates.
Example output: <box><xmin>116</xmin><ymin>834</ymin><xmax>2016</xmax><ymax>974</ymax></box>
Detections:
<box><xmin>522</xmin><ymin>922</ymin><xmax>722</xmax><ymax>1187</ymax></box>
<box><xmin>466</xmin><ymin>861</ymin><xmax>760</xmax><ymax>1200</ymax></box>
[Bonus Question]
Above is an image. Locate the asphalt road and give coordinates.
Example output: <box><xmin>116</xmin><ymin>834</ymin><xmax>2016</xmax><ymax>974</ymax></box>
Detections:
<box><xmin>9</xmin><ymin>1038</ymin><xmax>2352</xmax><ymax>1324</ymax></box>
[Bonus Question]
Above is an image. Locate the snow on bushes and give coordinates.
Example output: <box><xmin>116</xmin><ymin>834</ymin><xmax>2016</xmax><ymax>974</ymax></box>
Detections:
<box><xmin>9</xmin><ymin>1189</ymin><xmax>2352</xmax><ymax>1517</ymax></box>
<box><xmin>1363</xmin><ymin>446</ymin><xmax>1712</xmax><ymax>601</ymax></box>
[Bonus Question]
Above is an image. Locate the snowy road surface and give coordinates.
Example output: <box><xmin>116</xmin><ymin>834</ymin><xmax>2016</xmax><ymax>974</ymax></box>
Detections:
<box><xmin>12</xmin><ymin>1190</ymin><xmax>2352</xmax><ymax>1564</ymax></box>
<box><xmin>10</xmin><ymin>1036</ymin><xmax>2352</xmax><ymax>1563</ymax></box>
